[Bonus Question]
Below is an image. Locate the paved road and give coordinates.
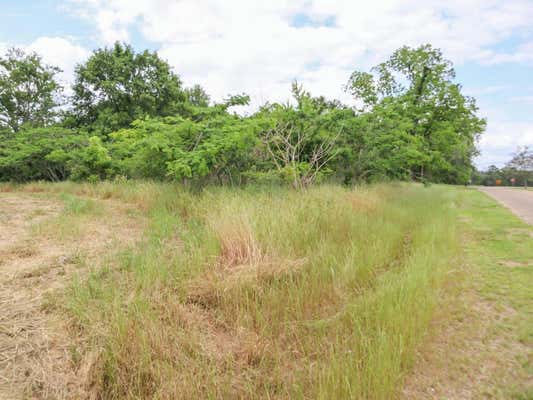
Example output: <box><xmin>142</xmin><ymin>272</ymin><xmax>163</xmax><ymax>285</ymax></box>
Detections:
<box><xmin>477</xmin><ymin>186</ymin><xmax>533</xmax><ymax>225</ymax></box>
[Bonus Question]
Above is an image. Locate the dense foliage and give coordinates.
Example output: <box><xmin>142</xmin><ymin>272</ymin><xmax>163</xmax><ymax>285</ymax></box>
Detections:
<box><xmin>346</xmin><ymin>44</ymin><xmax>485</xmax><ymax>183</ymax></box>
<box><xmin>0</xmin><ymin>43</ymin><xmax>485</xmax><ymax>185</ymax></box>
<box><xmin>0</xmin><ymin>48</ymin><xmax>62</xmax><ymax>132</ymax></box>
<box><xmin>68</xmin><ymin>43</ymin><xmax>186</xmax><ymax>135</ymax></box>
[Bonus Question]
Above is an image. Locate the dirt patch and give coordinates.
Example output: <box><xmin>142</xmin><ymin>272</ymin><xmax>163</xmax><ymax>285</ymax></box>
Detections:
<box><xmin>0</xmin><ymin>193</ymin><xmax>144</xmax><ymax>399</ymax></box>
<box><xmin>498</xmin><ymin>259</ymin><xmax>532</xmax><ymax>268</ymax></box>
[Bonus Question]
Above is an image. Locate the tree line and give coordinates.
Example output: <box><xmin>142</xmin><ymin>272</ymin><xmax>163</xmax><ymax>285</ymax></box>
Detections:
<box><xmin>473</xmin><ymin>147</ymin><xmax>533</xmax><ymax>188</ymax></box>
<box><xmin>0</xmin><ymin>42</ymin><xmax>486</xmax><ymax>187</ymax></box>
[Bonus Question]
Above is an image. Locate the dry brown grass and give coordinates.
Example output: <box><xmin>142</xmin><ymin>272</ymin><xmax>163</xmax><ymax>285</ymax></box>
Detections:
<box><xmin>0</xmin><ymin>241</ymin><xmax>39</xmax><ymax>260</ymax></box>
<box><xmin>347</xmin><ymin>190</ymin><xmax>381</xmax><ymax>213</ymax></box>
<box><xmin>187</xmin><ymin>256</ymin><xmax>307</xmax><ymax>312</ymax></box>
<box><xmin>0</xmin><ymin>191</ymin><xmax>145</xmax><ymax>399</ymax></box>
<box><xmin>187</xmin><ymin>211</ymin><xmax>308</xmax><ymax>313</ymax></box>
<box><xmin>5</xmin><ymin>183</ymin><xmax>527</xmax><ymax>399</ymax></box>
<box><xmin>213</xmin><ymin>214</ymin><xmax>264</xmax><ymax>268</ymax></box>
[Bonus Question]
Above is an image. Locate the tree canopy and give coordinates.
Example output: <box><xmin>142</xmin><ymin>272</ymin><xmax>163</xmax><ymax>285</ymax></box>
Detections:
<box><xmin>0</xmin><ymin>48</ymin><xmax>62</xmax><ymax>133</ymax></box>
<box><xmin>0</xmin><ymin>42</ymin><xmax>486</xmax><ymax>186</ymax></box>
<box><xmin>69</xmin><ymin>42</ymin><xmax>186</xmax><ymax>135</ymax></box>
<box><xmin>346</xmin><ymin>44</ymin><xmax>485</xmax><ymax>183</ymax></box>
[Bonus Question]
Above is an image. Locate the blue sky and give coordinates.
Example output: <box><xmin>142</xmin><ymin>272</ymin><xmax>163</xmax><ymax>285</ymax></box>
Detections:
<box><xmin>1</xmin><ymin>0</ymin><xmax>532</xmax><ymax>169</ymax></box>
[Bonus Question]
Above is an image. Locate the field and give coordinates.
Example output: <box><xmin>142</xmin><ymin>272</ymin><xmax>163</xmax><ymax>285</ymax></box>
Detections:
<box><xmin>0</xmin><ymin>182</ymin><xmax>531</xmax><ymax>399</ymax></box>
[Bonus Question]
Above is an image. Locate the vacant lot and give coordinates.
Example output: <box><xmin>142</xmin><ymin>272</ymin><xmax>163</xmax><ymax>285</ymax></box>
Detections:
<box><xmin>0</xmin><ymin>182</ymin><xmax>531</xmax><ymax>399</ymax></box>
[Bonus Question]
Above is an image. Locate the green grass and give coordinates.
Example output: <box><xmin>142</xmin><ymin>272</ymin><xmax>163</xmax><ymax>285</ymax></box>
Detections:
<box><xmin>27</xmin><ymin>192</ymin><xmax>103</xmax><ymax>242</ymax></box>
<box><xmin>458</xmin><ymin>189</ymin><xmax>533</xmax><ymax>398</ymax></box>
<box><xmin>5</xmin><ymin>181</ymin><xmax>531</xmax><ymax>398</ymax></box>
<box><xmin>60</xmin><ymin>193</ymin><xmax>101</xmax><ymax>215</ymax></box>
<box><xmin>52</xmin><ymin>182</ymin><xmax>460</xmax><ymax>399</ymax></box>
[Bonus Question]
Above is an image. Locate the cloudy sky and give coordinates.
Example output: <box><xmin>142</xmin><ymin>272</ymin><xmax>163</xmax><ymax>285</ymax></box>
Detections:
<box><xmin>1</xmin><ymin>0</ymin><xmax>532</xmax><ymax>168</ymax></box>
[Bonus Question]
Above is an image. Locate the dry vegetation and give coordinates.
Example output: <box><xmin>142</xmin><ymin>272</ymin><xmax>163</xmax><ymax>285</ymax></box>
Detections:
<box><xmin>0</xmin><ymin>182</ymin><xmax>530</xmax><ymax>399</ymax></box>
<box><xmin>0</xmin><ymin>182</ymin><xmax>460</xmax><ymax>399</ymax></box>
<box><xmin>0</xmin><ymin>185</ymin><xmax>144</xmax><ymax>399</ymax></box>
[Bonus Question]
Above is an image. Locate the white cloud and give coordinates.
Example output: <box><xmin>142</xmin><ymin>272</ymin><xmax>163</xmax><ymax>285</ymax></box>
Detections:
<box><xmin>38</xmin><ymin>1</ymin><xmax>533</xmax><ymax>167</ymax></box>
<box><xmin>463</xmin><ymin>85</ymin><xmax>509</xmax><ymax>96</ymax></box>
<box><xmin>476</xmin><ymin>121</ymin><xmax>533</xmax><ymax>168</ymax></box>
<box><xmin>67</xmin><ymin>0</ymin><xmax>533</xmax><ymax>103</ymax></box>
<box><xmin>476</xmin><ymin>40</ymin><xmax>533</xmax><ymax>65</ymax></box>
<box><xmin>0</xmin><ymin>36</ymin><xmax>89</xmax><ymax>97</ymax></box>
<box><xmin>26</xmin><ymin>37</ymin><xmax>90</xmax><ymax>86</ymax></box>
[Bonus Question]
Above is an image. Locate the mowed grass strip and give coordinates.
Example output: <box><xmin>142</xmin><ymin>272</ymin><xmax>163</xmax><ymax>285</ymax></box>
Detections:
<box><xmin>402</xmin><ymin>188</ymin><xmax>533</xmax><ymax>399</ymax></box>
<box><xmin>40</xmin><ymin>182</ymin><xmax>461</xmax><ymax>399</ymax></box>
<box><xmin>461</xmin><ymin>190</ymin><xmax>532</xmax><ymax>398</ymax></box>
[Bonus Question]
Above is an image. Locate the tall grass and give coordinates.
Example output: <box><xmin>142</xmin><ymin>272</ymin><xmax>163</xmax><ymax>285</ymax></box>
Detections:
<box><xmin>60</xmin><ymin>182</ymin><xmax>460</xmax><ymax>399</ymax></box>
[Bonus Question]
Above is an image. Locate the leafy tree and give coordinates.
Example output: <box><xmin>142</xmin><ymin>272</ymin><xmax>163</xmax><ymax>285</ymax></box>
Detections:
<box><xmin>185</xmin><ymin>84</ymin><xmax>210</xmax><ymax>107</ymax></box>
<box><xmin>0</xmin><ymin>126</ymin><xmax>85</xmax><ymax>181</ymax></box>
<box><xmin>0</xmin><ymin>48</ymin><xmax>62</xmax><ymax>133</ymax></box>
<box><xmin>69</xmin><ymin>136</ymin><xmax>114</xmax><ymax>181</ymax></box>
<box><xmin>253</xmin><ymin>83</ymin><xmax>349</xmax><ymax>187</ymax></box>
<box><xmin>346</xmin><ymin>44</ymin><xmax>485</xmax><ymax>183</ymax></box>
<box><xmin>70</xmin><ymin>42</ymin><xmax>186</xmax><ymax>134</ymax></box>
<box><xmin>221</xmin><ymin>93</ymin><xmax>250</xmax><ymax>109</ymax></box>
<box><xmin>352</xmin><ymin>101</ymin><xmax>426</xmax><ymax>182</ymax></box>
<box><xmin>109</xmin><ymin>114</ymin><xmax>261</xmax><ymax>185</ymax></box>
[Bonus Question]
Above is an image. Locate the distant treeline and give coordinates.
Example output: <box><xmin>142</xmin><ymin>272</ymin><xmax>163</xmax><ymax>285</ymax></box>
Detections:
<box><xmin>473</xmin><ymin>147</ymin><xmax>533</xmax><ymax>187</ymax></box>
<box><xmin>0</xmin><ymin>43</ymin><xmax>486</xmax><ymax>186</ymax></box>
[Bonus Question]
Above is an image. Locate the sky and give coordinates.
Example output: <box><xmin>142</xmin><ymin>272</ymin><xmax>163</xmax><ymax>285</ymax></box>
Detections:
<box><xmin>1</xmin><ymin>0</ymin><xmax>532</xmax><ymax>169</ymax></box>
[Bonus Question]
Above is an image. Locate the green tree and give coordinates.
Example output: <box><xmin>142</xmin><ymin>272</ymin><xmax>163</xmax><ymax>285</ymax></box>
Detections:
<box><xmin>0</xmin><ymin>126</ymin><xmax>86</xmax><ymax>181</ymax></box>
<box><xmin>346</xmin><ymin>44</ymin><xmax>485</xmax><ymax>184</ymax></box>
<box><xmin>185</xmin><ymin>84</ymin><xmax>210</xmax><ymax>107</ymax></box>
<box><xmin>254</xmin><ymin>83</ymin><xmax>347</xmax><ymax>187</ymax></box>
<box><xmin>109</xmin><ymin>114</ymin><xmax>261</xmax><ymax>185</ymax></box>
<box><xmin>352</xmin><ymin>101</ymin><xmax>427</xmax><ymax>182</ymax></box>
<box><xmin>0</xmin><ymin>48</ymin><xmax>62</xmax><ymax>133</ymax></box>
<box><xmin>70</xmin><ymin>42</ymin><xmax>186</xmax><ymax>134</ymax></box>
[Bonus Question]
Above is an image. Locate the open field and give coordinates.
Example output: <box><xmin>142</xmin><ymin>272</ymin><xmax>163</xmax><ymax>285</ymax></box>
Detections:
<box><xmin>0</xmin><ymin>182</ymin><xmax>531</xmax><ymax>399</ymax></box>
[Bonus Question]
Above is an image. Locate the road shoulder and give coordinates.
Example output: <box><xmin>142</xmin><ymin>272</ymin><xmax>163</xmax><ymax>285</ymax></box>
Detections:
<box><xmin>402</xmin><ymin>188</ymin><xmax>533</xmax><ymax>399</ymax></box>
